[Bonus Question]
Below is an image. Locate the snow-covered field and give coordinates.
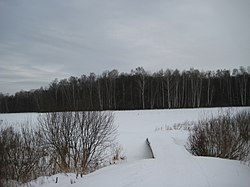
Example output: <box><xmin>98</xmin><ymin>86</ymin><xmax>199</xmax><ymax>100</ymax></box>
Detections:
<box><xmin>1</xmin><ymin>107</ymin><xmax>250</xmax><ymax>187</ymax></box>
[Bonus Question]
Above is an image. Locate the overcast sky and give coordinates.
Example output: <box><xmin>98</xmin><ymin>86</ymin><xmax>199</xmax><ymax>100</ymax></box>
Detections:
<box><xmin>0</xmin><ymin>0</ymin><xmax>249</xmax><ymax>94</ymax></box>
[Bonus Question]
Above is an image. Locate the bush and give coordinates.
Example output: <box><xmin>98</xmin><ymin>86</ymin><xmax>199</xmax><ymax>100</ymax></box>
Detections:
<box><xmin>187</xmin><ymin>110</ymin><xmax>250</xmax><ymax>161</ymax></box>
<box><xmin>38</xmin><ymin>111</ymin><xmax>117</xmax><ymax>174</ymax></box>
<box><xmin>0</xmin><ymin>111</ymin><xmax>117</xmax><ymax>186</ymax></box>
<box><xmin>0</xmin><ymin>126</ymin><xmax>44</xmax><ymax>186</ymax></box>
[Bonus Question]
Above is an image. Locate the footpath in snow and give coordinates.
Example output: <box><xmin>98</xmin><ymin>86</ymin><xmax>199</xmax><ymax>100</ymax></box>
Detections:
<box><xmin>149</xmin><ymin>133</ymin><xmax>250</xmax><ymax>187</ymax></box>
<box><xmin>70</xmin><ymin>132</ymin><xmax>250</xmax><ymax>187</ymax></box>
<box><xmin>27</xmin><ymin>131</ymin><xmax>250</xmax><ymax>187</ymax></box>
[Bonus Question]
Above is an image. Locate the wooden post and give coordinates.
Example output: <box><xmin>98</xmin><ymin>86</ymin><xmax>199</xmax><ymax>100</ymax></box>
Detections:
<box><xmin>146</xmin><ymin>138</ymin><xmax>155</xmax><ymax>159</ymax></box>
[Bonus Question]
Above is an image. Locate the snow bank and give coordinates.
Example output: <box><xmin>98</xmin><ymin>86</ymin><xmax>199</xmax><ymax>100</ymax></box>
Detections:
<box><xmin>0</xmin><ymin>107</ymin><xmax>250</xmax><ymax>187</ymax></box>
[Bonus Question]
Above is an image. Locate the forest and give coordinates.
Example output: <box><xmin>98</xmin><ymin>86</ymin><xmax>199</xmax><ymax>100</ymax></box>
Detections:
<box><xmin>0</xmin><ymin>67</ymin><xmax>249</xmax><ymax>113</ymax></box>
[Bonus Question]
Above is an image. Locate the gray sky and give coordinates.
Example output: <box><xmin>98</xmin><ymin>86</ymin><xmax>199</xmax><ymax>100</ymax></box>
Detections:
<box><xmin>0</xmin><ymin>0</ymin><xmax>250</xmax><ymax>94</ymax></box>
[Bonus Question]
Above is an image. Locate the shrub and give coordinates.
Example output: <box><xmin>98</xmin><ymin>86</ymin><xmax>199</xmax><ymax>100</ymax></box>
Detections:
<box><xmin>0</xmin><ymin>111</ymin><xmax>117</xmax><ymax>186</ymax></box>
<box><xmin>187</xmin><ymin>110</ymin><xmax>250</xmax><ymax>161</ymax></box>
<box><xmin>38</xmin><ymin>111</ymin><xmax>117</xmax><ymax>174</ymax></box>
<box><xmin>0</xmin><ymin>126</ymin><xmax>44</xmax><ymax>186</ymax></box>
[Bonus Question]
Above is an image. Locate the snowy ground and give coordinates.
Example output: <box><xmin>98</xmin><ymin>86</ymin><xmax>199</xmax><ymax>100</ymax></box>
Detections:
<box><xmin>1</xmin><ymin>107</ymin><xmax>250</xmax><ymax>187</ymax></box>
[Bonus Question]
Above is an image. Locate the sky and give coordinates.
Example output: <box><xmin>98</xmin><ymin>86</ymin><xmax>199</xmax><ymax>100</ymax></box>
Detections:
<box><xmin>0</xmin><ymin>0</ymin><xmax>250</xmax><ymax>94</ymax></box>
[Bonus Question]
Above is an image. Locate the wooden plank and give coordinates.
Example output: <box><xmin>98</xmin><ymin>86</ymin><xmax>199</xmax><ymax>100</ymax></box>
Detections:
<box><xmin>146</xmin><ymin>138</ymin><xmax>155</xmax><ymax>159</ymax></box>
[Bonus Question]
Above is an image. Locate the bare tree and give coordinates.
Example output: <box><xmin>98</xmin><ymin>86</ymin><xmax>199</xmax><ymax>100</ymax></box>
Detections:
<box><xmin>38</xmin><ymin>112</ymin><xmax>74</xmax><ymax>173</ymax></box>
<box><xmin>38</xmin><ymin>111</ymin><xmax>117</xmax><ymax>174</ymax></box>
<box><xmin>133</xmin><ymin>67</ymin><xmax>147</xmax><ymax>109</ymax></box>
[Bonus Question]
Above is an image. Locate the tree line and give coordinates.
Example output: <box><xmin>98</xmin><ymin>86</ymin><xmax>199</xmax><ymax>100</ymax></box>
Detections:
<box><xmin>0</xmin><ymin>67</ymin><xmax>249</xmax><ymax>113</ymax></box>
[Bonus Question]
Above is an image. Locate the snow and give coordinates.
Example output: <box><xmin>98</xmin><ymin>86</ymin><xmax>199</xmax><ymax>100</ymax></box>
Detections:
<box><xmin>1</xmin><ymin>107</ymin><xmax>250</xmax><ymax>187</ymax></box>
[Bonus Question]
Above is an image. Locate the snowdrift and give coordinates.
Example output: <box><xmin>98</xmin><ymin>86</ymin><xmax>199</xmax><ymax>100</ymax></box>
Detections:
<box><xmin>1</xmin><ymin>107</ymin><xmax>250</xmax><ymax>187</ymax></box>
